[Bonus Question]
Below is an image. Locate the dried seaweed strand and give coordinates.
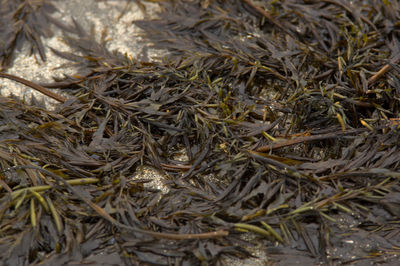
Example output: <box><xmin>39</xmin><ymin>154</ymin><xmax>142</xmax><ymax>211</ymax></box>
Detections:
<box><xmin>1</xmin><ymin>165</ymin><xmax>228</xmax><ymax>240</ymax></box>
<box><xmin>0</xmin><ymin>72</ymin><xmax>66</xmax><ymax>103</ymax></box>
<box><xmin>255</xmin><ymin>128</ymin><xmax>367</xmax><ymax>152</ymax></box>
<box><xmin>160</xmin><ymin>163</ymin><xmax>194</xmax><ymax>171</ymax></box>
<box><xmin>242</xmin><ymin>0</ymin><xmax>295</xmax><ymax>38</ymax></box>
<box><xmin>0</xmin><ymin>72</ymin><xmax>114</xmax><ymax>136</ymax></box>
<box><xmin>368</xmin><ymin>56</ymin><xmax>400</xmax><ymax>85</ymax></box>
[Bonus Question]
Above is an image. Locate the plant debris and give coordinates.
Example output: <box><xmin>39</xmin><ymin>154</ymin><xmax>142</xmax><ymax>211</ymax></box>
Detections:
<box><xmin>0</xmin><ymin>0</ymin><xmax>70</xmax><ymax>69</ymax></box>
<box><xmin>1</xmin><ymin>0</ymin><xmax>400</xmax><ymax>264</ymax></box>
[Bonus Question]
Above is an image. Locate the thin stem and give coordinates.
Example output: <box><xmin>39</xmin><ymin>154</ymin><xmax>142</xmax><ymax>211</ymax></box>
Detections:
<box><xmin>368</xmin><ymin>60</ymin><xmax>400</xmax><ymax>85</ymax></box>
<box><xmin>0</xmin><ymin>72</ymin><xmax>66</xmax><ymax>103</ymax></box>
<box><xmin>255</xmin><ymin>128</ymin><xmax>366</xmax><ymax>152</ymax></box>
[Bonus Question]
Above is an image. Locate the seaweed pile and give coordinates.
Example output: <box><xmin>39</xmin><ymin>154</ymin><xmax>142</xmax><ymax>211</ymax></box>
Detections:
<box><xmin>1</xmin><ymin>0</ymin><xmax>400</xmax><ymax>264</ymax></box>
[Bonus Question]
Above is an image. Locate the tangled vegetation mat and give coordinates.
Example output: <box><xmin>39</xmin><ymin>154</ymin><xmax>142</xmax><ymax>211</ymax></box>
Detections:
<box><xmin>1</xmin><ymin>0</ymin><xmax>400</xmax><ymax>265</ymax></box>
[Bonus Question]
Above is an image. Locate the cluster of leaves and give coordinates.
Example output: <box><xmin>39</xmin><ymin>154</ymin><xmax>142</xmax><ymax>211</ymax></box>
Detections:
<box><xmin>1</xmin><ymin>0</ymin><xmax>400</xmax><ymax>264</ymax></box>
<box><xmin>0</xmin><ymin>0</ymin><xmax>66</xmax><ymax>69</ymax></box>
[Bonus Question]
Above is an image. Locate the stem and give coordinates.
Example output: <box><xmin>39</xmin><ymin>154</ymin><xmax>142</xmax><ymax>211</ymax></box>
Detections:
<box><xmin>368</xmin><ymin>56</ymin><xmax>400</xmax><ymax>85</ymax></box>
<box><xmin>255</xmin><ymin>128</ymin><xmax>366</xmax><ymax>152</ymax></box>
<box><xmin>0</xmin><ymin>72</ymin><xmax>66</xmax><ymax>103</ymax></box>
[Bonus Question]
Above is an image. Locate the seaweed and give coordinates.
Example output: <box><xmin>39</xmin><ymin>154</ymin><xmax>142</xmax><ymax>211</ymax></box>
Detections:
<box><xmin>0</xmin><ymin>0</ymin><xmax>67</xmax><ymax>69</ymax></box>
<box><xmin>1</xmin><ymin>0</ymin><xmax>400</xmax><ymax>264</ymax></box>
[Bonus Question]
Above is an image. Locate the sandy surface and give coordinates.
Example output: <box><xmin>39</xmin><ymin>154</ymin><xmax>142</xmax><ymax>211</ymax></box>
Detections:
<box><xmin>0</xmin><ymin>0</ymin><xmax>156</xmax><ymax>108</ymax></box>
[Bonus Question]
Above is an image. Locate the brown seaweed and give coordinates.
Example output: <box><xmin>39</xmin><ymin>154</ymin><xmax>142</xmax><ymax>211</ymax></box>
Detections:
<box><xmin>0</xmin><ymin>0</ymin><xmax>67</xmax><ymax>69</ymax></box>
<box><xmin>1</xmin><ymin>0</ymin><xmax>400</xmax><ymax>265</ymax></box>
